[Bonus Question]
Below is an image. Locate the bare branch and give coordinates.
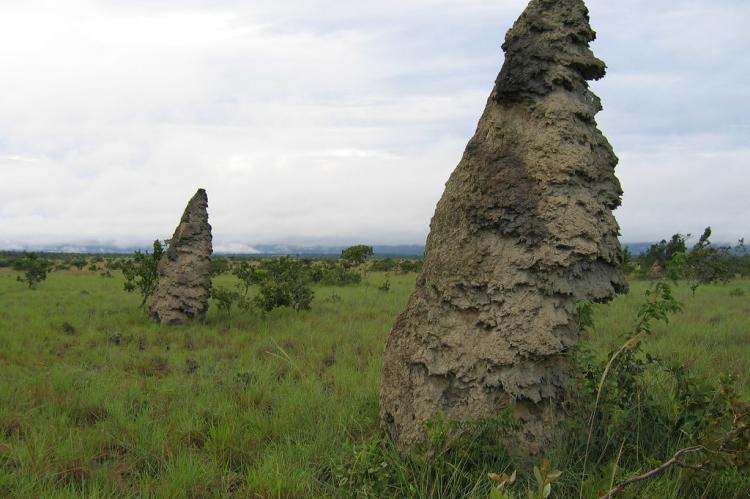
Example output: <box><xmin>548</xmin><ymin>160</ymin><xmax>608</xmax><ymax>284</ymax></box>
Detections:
<box><xmin>598</xmin><ymin>446</ymin><xmax>705</xmax><ymax>499</ymax></box>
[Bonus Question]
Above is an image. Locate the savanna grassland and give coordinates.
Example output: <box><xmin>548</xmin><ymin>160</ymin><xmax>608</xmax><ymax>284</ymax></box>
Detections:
<box><xmin>0</xmin><ymin>266</ymin><xmax>749</xmax><ymax>498</ymax></box>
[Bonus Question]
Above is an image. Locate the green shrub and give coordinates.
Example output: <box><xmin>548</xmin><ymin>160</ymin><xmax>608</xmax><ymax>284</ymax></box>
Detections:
<box><xmin>370</xmin><ymin>258</ymin><xmax>397</xmax><ymax>272</ymax></box>
<box><xmin>122</xmin><ymin>240</ymin><xmax>164</xmax><ymax>308</ymax></box>
<box><xmin>340</xmin><ymin>244</ymin><xmax>373</xmax><ymax>267</ymax></box>
<box><xmin>238</xmin><ymin>257</ymin><xmax>315</xmax><ymax>313</ymax></box>
<box><xmin>211</xmin><ymin>257</ymin><xmax>231</xmax><ymax>276</ymax></box>
<box><xmin>211</xmin><ymin>286</ymin><xmax>241</xmax><ymax>316</ymax></box>
<box><xmin>321</xmin><ymin>264</ymin><xmax>361</xmax><ymax>286</ymax></box>
<box><xmin>15</xmin><ymin>252</ymin><xmax>51</xmax><ymax>288</ymax></box>
<box><xmin>398</xmin><ymin>259</ymin><xmax>422</xmax><ymax>274</ymax></box>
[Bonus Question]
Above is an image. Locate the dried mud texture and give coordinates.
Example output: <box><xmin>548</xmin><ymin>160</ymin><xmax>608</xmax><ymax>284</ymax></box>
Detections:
<box><xmin>380</xmin><ymin>0</ymin><xmax>627</xmax><ymax>452</ymax></box>
<box><xmin>150</xmin><ymin>189</ymin><xmax>213</xmax><ymax>325</ymax></box>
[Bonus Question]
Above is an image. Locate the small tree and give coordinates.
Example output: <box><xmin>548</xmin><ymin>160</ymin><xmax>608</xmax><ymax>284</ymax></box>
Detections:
<box><xmin>640</xmin><ymin>233</ymin><xmax>688</xmax><ymax>272</ymax></box>
<box><xmin>233</xmin><ymin>261</ymin><xmax>263</xmax><ymax>299</ymax></box>
<box><xmin>15</xmin><ymin>252</ymin><xmax>51</xmax><ymax>288</ymax></box>
<box><xmin>398</xmin><ymin>259</ymin><xmax>423</xmax><ymax>274</ymax></box>
<box><xmin>254</xmin><ymin>257</ymin><xmax>313</xmax><ymax>312</ymax></box>
<box><xmin>320</xmin><ymin>263</ymin><xmax>361</xmax><ymax>286</ymax></box>
<box><xmin>664</xmin><ymin>227</ymin><xmax>732</xmax><ymax>295</ymax></box>
<box><xmin>211</xmin><ymin>257</ymin><xmax>231</xmax><ymax>276</ymax></box>
<box><xmin>730</xmin><ymin>239</ymin><xmax>750</xmax><ymax>277</ymax></box>
<box><xmin>122</xmin><ymin>240</ymin><xmax>165</xmax><ymax>307</ymax></box>
<box><xmin>71</xmin><ymin>256</ymin><xmax>88</xmax><ymax>271</ymax></box>
<box><xmin>371</xmin><ymin>258</ymin><xmax>397</xmax><ymax>272</ymax></box>
<box><xmin>684</xmin><ymin>227</ymin><xmax>731</xmax><ymax>295</ymax></box>
<box><xmin>215</xmin><ymin>257</ymin><xmax>314</xmax><ymax>315</ymax></box>
<box><xmin>289</xmin><ymin>279</ymin><xmax>314</xmax><ymax>311</ymax></box>
<box><xmin>621</xmin><ymin>247</ymin><xmax>636</xmax><ymax>274</ymax></box>
<box><xmin>211</xmin><ymin>286</ymin><xmax>240</xmax><ymax>316</ymax></box>
<box><xmin>340</xmin><ymin>245</ymin><xmax>373</xmax><ymax>268</ymax></box>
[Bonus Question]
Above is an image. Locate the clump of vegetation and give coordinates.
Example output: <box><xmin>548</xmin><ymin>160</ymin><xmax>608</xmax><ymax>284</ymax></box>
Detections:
<box><xmin>341</xmin><ymin>244</ymin><xmax>373</xmax><ymax>268</ymax></box>
<box><xmin>122</xmin><ymin>240</ymin><xmax>164</xmax><ymax>307</ymax></box>
<box><xmin>398</xmin><ymin>259</ymin><xmax>422</xmax><ymax>274</ymax></box>
<box><xmin>211</xmin><ymin>286</ymin><xmax>241</xmax><ymax>316</ymax></box>
<box><xmin>635</xmin><ymin>227</ymin><xmax>745</xmax><ymax>295</ymax></box>
<box><xmin>325</xmin><ymin>411</ymin><xmax>519</xmax><ymax>498</ymax></box>
<box><xmin>255</xmin><ymin>257</ymin><xmax>313</xmax><ymax>312</ymax></box>
<box><xmin>488</xmin><ymin>460</ymin><xmax>561</xmax><ymax>499</ymax></box>
<box><xmin>326</xmin><ymin>275</ymin><xmax>750</xmax><ymax>499</ymax></box>
<box><xmin>14</xmin><ymin>252</ymin><xmax>51</xmax><ymax>288</ymax></box>
<box><xmin>71</xmin><ymin>256</ymin><xmax>88</xmax><ymax>270</ymax></box>
<box><xmin>232</xmin><ymin>261</ymin><xmax>261</xmax><ymax>301</ymax></box>
<box><xmin>320</xmin><ymin>262</ymin><xmax>361</xmax><ymax>286</ymax></box>
<box><xmin>211</xmin><ymin>257</ymin><xmax>231</xmax><ymax>276</ymax></box>
<box><xmin>669</xmin><ymin>227</ymin><xmax>731</xmax><ymax>295</ymax></box>
<box><xmin>370</xmin><ymin>257</ymin><xmax>397</xmax><ymax>272</ymax></box>
<box><xmin>216</xmin><ymin>257</ymin><xmax>314</xmax><ymax>313</ymax></box>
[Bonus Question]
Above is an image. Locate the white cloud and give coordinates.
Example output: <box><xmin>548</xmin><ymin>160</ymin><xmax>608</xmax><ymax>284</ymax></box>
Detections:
<box><xmin>0</xmin><ymin>0</ymin><xmax>747</xmax><ymax>250</ymax></box>
<box><xmin>616</xmin><ymin>135</ymin><xmax>750</xmax><ymax>243</ymax></box>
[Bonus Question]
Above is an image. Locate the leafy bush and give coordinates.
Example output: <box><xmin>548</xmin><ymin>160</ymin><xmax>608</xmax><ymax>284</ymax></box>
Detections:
<box><xmin>211</xmin><ymin>257</ymin><xmax>231</xmax><ymax>276</ymax></box>
<box><xmin>323</xmin><ymin>278</ymin><xmax>750</xmax><ymax>498</ymax></box>
<box><xmin>15</xmin><ymin>252</ymin><xmax>51</xmax><ymax>288</ymax></box>
<box><xmin>325</xmin><ymin>412</ymin><xmax>518</xmax><ymax>498</ymax></box>
<box><xmin>563</xmin><ymin>281</ymin><xmax>750</xmax><ymax>498</ymax></box>
<box><xmin>370</xmin><ymin>258</ymin><xmax>397</xmax><ymax>272</ymax></box>
<box><xmin>255</xmin><ymin>281</ymin><xmax>290</xmax><ymax>311</ymax></box>
<box><xmin>232</xmin><ymin>261</ymin><xmax>262</xmax><ymax>299</ymax></box>
<box><xmin>667</xmin><ymin>227</ymin><xmax>731</xmax><ymax>295</ymax></box>
<box><xmin>254</xmin><ymin>258</ymin><xmax>313</xmax><ymax>312</ymax></box>
<box><xmin>122</xmin><ymin>240</ymin><xmax>164</xmax><ymax>307</ymax></box>
<box><xmin>398</xmin><ymin>259</ymin><xmax>423</xmax><ymax>274</ymax></box>
<box><xmin>71</xmin><ymin>257</ymin><xmax>87</xmax><ymax>270</ymax></box>
<box><xmin>307</xmin><ymin>262</ymin><xmax>327</xmax><ymax>283</ymax></box>
<box><xmin>227</xmin><ymin>257</ymin><xmax>314</xmax><ymax>313</ymax></box>
<box><xmin>211</xmin><ymin>286</ymin><xmax>241</xmax><ymax>316</ymax></box>
<box><xmin>321</xmin><ymin>263</ymin><xmax>361</xmax><ymax>286</ymax></box>
<box><xmin>340</xmin><ymin>244</ymin><xmax>373</xmax><ymax>267</ymax></box>
<box><xmin>639</xmin><ymin>233</ymin><xmax>688</xmax><ymax>272</ymax></box>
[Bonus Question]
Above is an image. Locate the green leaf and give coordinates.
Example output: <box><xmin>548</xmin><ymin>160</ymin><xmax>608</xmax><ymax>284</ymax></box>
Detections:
<box><xmin>533</xmin><ymin>466</ymin><xmax>543</xmax><ymax>485</ymax></box>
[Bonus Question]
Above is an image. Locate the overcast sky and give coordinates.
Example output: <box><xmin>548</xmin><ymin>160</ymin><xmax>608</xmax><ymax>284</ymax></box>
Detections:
<box><xmin>1</xmin><ymin>0</ymin><xmax>748</xmax><ymax>251</ymax></box>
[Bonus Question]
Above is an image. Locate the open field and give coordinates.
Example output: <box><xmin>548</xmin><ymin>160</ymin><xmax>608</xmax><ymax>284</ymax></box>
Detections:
<box><xmin>1</xmin><ymin>268</ymin><xmax>749</xmax><ymax>498</ymax></box>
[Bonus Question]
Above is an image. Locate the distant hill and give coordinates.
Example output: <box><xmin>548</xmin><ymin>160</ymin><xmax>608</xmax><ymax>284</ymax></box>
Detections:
<box><xmin>0</xmin><ymin>243</ymin><xmax>426</xmax><ymax>258</ymax></box>
<box><xmin>249</xmin><ymin>244</ymin><xmax>424</xmax><ymax>258</ymax></box>
<box><xmin>4</xmin><ymin>241</ymin><xmax>738</xmax><ymax>258</ymax></box>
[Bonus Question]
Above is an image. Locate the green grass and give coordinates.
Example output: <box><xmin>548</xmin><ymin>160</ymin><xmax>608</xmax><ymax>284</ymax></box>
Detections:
<box><xmin>0</xmin><ymin>269</ymin><xmax>748</xmax><ymax>497</ymax></box>
<box><xmin>586</xmin><ymin>279</ymin><xmax>750</xmax><ymax>396</ymax></box>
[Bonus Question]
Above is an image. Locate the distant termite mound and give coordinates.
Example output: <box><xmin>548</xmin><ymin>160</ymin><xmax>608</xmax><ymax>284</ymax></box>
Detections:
<box><xmin>379</xmin><ymin>0</ymin><xmax>627</xmax><ymax>452</ymax></box>
<box><xmin>149</xmin><ymin>189</ymin><xmax>213</xmax><ymax>325</ymax></box>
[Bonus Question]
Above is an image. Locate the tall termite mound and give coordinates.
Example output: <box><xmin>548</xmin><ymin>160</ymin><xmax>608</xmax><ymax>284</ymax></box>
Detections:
<box><xmin>380</xmin><ymin>0</ymin><xmax>627</xmax><ymax>451</ymax></box>
<box><xmin>150</xmin><ymin>189</ymin><xmax>213</xmax><ymax>325</ymax></box>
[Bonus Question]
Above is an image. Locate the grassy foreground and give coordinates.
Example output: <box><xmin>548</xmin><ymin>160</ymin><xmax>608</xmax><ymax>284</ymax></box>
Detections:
<box><xmin>0</xmin><ymin>269</ymin><xmax>748</xmax><ymax>498</ymax></box>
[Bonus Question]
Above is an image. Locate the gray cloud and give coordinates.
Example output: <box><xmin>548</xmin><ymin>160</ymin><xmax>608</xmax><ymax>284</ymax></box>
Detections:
<box><xmin>0</xmin><ymin>0</ymin><xmax>747</xmax><ymax>250</ymax></box>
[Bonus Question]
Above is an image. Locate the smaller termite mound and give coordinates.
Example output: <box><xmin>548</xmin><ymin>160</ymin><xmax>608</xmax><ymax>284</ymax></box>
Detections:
<box><xmin>149</xmin><ymin>189</ymin><xmax>213</xmax><ymax>325</ymax></box>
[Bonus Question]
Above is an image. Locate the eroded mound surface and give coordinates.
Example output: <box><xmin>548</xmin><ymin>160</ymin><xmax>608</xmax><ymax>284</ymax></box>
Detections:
<box><xmin>380</xmin><ymin>0</ymin><xmax>626</xmax><ymax>451</ymax></box>
<box><xmin>150</xmin><ymin>189</ymin><xmax>213</xmax><ymax>325</ymax></box>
